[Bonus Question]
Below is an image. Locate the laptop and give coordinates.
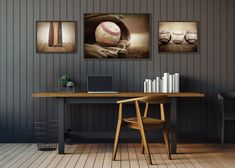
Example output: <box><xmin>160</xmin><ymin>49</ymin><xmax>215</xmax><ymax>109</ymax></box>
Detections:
<box><xmin>87</xmin><ymin>76</ymin><xmax>118</xmax><ymax>93</ymax></box>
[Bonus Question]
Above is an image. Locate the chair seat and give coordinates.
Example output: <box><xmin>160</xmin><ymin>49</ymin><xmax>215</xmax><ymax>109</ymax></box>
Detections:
<box><xmin>123</xmin><ymin>117</ymin><xmax>165</xmax><ymax>129</ymax></box>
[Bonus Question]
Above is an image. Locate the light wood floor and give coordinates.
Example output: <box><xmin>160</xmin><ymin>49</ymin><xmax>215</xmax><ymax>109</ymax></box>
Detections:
<box><xmin>0</xmin><ymin>143</ymin><xmax>234</xmax><ymax>168</ymax></box>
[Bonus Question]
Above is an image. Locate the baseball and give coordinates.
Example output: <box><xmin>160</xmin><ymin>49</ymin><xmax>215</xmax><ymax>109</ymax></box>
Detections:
<box><xmin>95</xmin><ymin>21</ymin><xmax>121</xmax><ymax>46</ymax></box>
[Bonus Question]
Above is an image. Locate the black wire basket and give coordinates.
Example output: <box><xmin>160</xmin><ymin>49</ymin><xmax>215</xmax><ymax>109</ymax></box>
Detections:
<box><xmin>34</xmin><ymin>120</ymin><xmax>58</xmax><ymax>151</ymax></box>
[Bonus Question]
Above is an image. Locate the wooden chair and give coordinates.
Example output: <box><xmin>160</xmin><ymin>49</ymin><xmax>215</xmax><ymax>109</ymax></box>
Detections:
<box><xmin>218</xmin><ymin>92</ymin><xmax>235</xmax><ymax>149</ymax></box>
<box><xmin>112</xmin><ymin>95</ymin><xmax>171</xmax><ymax>165</ymax></box>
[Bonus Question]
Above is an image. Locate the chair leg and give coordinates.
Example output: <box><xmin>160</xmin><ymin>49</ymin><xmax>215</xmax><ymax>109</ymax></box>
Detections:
<box><xmin>135</xmin><ymin>101</ymin><xmax>152</xmax><ymax>164</ymax></box>
<box><xmin>140</xmin><ymin>140</ymin><xmax>144</xmax><ymax>154</ymax></box>
<box><xmin>112</xmin><ymin>120</ymin><xmax>122</xmax><ymax>160</ymax></box>
<box><xmin>221</xmin><ymin>118</ymin><xmax>224</xmax><ymax>149</ymax></box>
<box><xmin>140</xmin><ymin>103</ymin><xmax>149</xmax><ymax>154</ymax></box>
<box><xmin>139</xmin><ymin>127</ymin><xmax>152</xmax><ymax>164</ymax></box>
<box><xmin>163</xmin><ymin>127</ymin><xmax>171</xmax><ymax>160</ymax></box>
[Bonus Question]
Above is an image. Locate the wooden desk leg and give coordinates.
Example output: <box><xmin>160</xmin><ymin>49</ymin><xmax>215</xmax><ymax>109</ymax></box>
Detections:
<box><xmin>58</xmin><ymin>98</ymin><xmax>65</xmax><ymax>154</ymax></box>
<box><xmin>170</xmin><ymin>98</ymin><xmax>177</xmax><ymax>154</ymax></box>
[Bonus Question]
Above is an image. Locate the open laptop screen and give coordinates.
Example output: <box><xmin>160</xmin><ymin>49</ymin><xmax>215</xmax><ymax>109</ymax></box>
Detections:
<box><xmin>87</xmin><ymin>76</ymin><xmax>113</xmax><ymax>92</ymax></box>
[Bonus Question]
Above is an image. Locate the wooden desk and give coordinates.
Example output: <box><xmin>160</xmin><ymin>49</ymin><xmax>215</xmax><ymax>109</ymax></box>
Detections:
<box><xmin>32</xmin><ymin>92</ymin><xmax>204</xmax><ymax>154</ymax></box>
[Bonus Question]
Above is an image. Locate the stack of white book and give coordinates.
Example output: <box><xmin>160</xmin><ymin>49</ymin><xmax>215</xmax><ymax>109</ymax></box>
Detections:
<box><xmin>144</xmin><ymin>73</ymin><xmax>180</xmax><ymax>93</ymax></box>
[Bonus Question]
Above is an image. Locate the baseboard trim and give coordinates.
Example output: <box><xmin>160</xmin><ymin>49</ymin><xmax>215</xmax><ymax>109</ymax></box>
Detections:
<box><xmin>1</xmin><ymin>131</ymin><xmax>235</xmax><ymax>143</ymax></box>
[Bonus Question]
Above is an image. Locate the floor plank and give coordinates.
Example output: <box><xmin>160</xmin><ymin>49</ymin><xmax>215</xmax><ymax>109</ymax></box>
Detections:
<box><xmin>74</xmin><ymin>144</ymin><xmax>93</xmax><ymax>168</ymax></box>
<box><xmin>0</xmin><ymin>144</ymin><xmax>24</xmax><ymax>161</ymax></box>
<box><xmin>93</xmin><ymin>144</ymin><xmax>106</xmax><ymax>168</ymax></box>
<box><xmin>112</xmin><ymin>143</ymin><xmax>121</xmax><ymax>168</ymax></box>
<box><xmin>134</xmin><ymin>143</ymin><xmax>149</xmax><ymax>168</ymax></box>
<box><xmin>84</xmin><ymin>144</ymin><xmax>99</xmax><ymax>168</ymax></box>
<box><xmin>0</xmin><ymin>144</ymin><xmax>36</xmax><ymax>168</ymax></box>
<box><xmin>121</xmin><ymin>143</ymin><xmax>130</xmax><ymax>168</ymax></box>
<box><xmin>103</xmin><ymin>143</ymin><xmax>112</xmax><ymax>168</ymax></box>
<box><xmin>0</xmin><ymin>143</ymin><xmax>234</xmax><ymax>168</ymax></box>
<box><xmin>47</xmin><ymin>145</ymin><xmax>73</xmax><ymax>168</ymax></box>
<box><xmin>18</xmin><ymin>147</ymin><xmax>45</xmax><ymax>168</ymax></box>
<box><xmin>151</xmin><ymin>143</ymin><xmax>167</xmax><ymax>168</ymax></box>
<box><xmin>128</xmin><ymin>143</ymin><xmax>140</xmax><ymax>168</ymax></box>
<box><xmin>56</xmin><ymin>144</ymin><xmax>79</xmax><ymax>168</ymax></box>
<box><xmin>65</xmin><ymin>144</ymin><xmax>85</xmax><ymax>168</ymax></box>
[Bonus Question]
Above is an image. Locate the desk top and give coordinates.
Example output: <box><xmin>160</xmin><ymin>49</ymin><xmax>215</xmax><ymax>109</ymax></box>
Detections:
<box><xmin>32</xmin><ymin>92</ymin><xmax>205</xmax><ymax>98</ymax></box>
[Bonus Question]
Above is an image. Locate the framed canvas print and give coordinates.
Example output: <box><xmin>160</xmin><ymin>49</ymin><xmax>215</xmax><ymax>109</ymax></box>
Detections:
<box><xmin>84</xmin><ymin>14</ymin><xmax>150</xmax><ymax>59</ymax></box>
<box><xmin>36</xmin><ymin>21</ymin><xmax>76</xmax><ymax>53</ymax></box>
<box><xmin>158</xmin><ymin>21</ymin><xmax>198</xmax><ymax>52</ymax></box>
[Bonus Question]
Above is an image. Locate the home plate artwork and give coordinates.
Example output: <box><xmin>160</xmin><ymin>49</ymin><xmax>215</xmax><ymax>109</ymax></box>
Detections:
<box><xmin>84</xmin><ymin>14</ymin><xmax>150</xmax><ymax>59</ymax></box>
<box><xmin>158</xmin><ymin>22</ymin><xmax>198</xmax><ymax>52</ymax></box>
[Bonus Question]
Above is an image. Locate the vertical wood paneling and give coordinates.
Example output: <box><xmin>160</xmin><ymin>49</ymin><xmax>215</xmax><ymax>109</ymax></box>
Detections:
<box><xmin>167</xmin><ymin>0</ymin><xmax>174</xmax><ymax>74</ymax></box>
<box><xmin>1</xmin><ymin>0</ymin><xmax>235</xmax><ymax>142</ymax></box>
<box><xmin>200</xmin><ymin>0</ymin><xmax>208</xmax><ymax>136</ymax></box>
<box><xmin>227</xmin><ymin>0</ymin><xmax>233</xmax><ymax>91</ymax></box>
<box><xmin>220</xmin><ymin>0</ymin><xmax>227</xmax><ymax>92</ymax></box>
<box><xmin>154</xmin><ymin>0</ymin><xmax>161</xmax><ymax>78</ymax></box>
<box><xmin>20</xmin><ymin>0</ymin><xmax>27</xmax><ymax>131</ymax></box>
<box><xmin>212</xmin><ymin>0</ymin><xmax>221</xmax><ymax>138</ymax></box>
<box><xmin>0</xmin><ymin>0</ymin><xmax>7</xmax><ymax>134</ymax></box>
<box><xmin>6</xmin><ymin>0</ymin><xmax>14</xmax><ymax>132</ymax></box>
<box><xmin>13</xmin><ymin>0</ymin><xmax>20</xmax><ymax>132</ymax></box>
<box><xmin>26</xmin><ymin>0</ymin><xmax>34</xmax><ymax>131</ymax></box>
<box><xmin>160</xmin><ymin>0</ymin><xmax>167</xmax><ymax>74</ymax></box>
<box><xmin>207</xmin><ymin>0</ymin><xmax>214</xmax><ymax>138</ymax></box>
<box><xmin>147</xmin><ymin>0</ymin><xmax>154</xmax><ymax>80</ymax></box>
<box><xmin>193</xmin><ymin>0</ymin><xmax>201</xmax><ymax>136</ymax></box>
<box><xmin>234</xmin><ymin>0</ymin><xmax>235</xmax><ymax>90</ymax></box>
<box><xmin>186</xmin><ymin>0</ymin><xmax>195</xmax><ymax>136</ymax></box>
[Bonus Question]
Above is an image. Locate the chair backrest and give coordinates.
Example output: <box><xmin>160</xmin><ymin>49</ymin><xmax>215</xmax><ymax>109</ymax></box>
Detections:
<box><xmin>218</xmin><ymin>92</ymin><xmax>235</xmax><ymax>114</ymax></box>
<box><xmin>138</xmin><ymin>95</ymin><xmax>168</xmax><ymax>104</ymax></box>
<box><xmin>136</xmin><ymin>95</ymin><xmax>168</xmax><ymax>121</ymax></box>
<box><xmin>220</xmin><ymin>92</ymin><xmax>235</xmax><ymax>100</ymax></box>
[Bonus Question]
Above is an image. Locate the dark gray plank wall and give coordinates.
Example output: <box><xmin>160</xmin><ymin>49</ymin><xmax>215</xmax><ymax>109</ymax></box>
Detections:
<box><xmin>0</xmin><ymin>0</ymin><xmax>235</xmax><ymax>142</ymax></box>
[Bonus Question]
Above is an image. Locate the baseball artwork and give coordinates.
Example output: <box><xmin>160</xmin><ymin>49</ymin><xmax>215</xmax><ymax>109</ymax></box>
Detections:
<box><xmin>84</xmin><ymin>14</ymin><xmax>150</xmax><ymax>59</ymax></box>
<box><xmin>36</xmin><ymin>21</ymin><xmax>76</xmax><ymax>53</ymax></box>
<box><xmin>158</xmin><ymin>22</ymin><xmax>198</xmax><ymax>52</ymax></box>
